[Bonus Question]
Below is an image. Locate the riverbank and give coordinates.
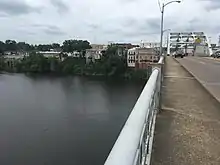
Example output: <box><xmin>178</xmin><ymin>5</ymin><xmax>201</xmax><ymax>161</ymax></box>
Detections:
<box><xmin>1</xmin><ymin>53</ymin><xmax>152</xmax><ymax>81</ymax></box>
<box><xmin>6</xmin><ymin>69</ymin><xmax>151</xmax><ymax>82</ymax></box>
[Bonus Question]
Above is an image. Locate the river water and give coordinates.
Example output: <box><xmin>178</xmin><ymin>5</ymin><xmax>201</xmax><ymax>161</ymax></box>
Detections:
<box><xmin>0</xmin><ymin>74</ymin><xmax>145</xmax><ymax>165</ymax></box>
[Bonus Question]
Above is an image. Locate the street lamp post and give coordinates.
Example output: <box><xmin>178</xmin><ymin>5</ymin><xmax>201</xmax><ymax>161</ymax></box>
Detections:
<box><xmin>163</xmin><ymin>29</ymin><xmax>171</xmax><ymax>56</ymax></box>
<box><xmin>159</xmin><ymin>0</ymin><xmax>181</xmax><ymax>56</ymax></box>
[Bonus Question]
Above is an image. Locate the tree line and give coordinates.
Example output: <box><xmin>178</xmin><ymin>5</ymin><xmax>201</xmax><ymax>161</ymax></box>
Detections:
<box><xmin>0</xmin><ymin>39</ymin><xmax>91</xmax><ymax>54</ymax></box>
<box><xmin>0</xmin><ymin>44</ymin><xmax>151</xmax><ymax>80</ymax></box>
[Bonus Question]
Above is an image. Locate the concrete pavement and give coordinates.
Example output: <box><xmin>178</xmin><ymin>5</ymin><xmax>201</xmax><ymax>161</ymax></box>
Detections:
<box><xmin>177</xmin><ymin>57</ymin><xmax>220</xmax><ymax>102</ymax></box>
<box><xmin>151</xmin><ymin>57</ymin><xmax>220</xmax><ymax>165</ymax></box>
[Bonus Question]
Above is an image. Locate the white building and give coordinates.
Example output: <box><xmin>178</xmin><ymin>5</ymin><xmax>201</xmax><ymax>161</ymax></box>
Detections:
<box><xmin>140</xmin><ymin>42</ymin><xmax>160</xmax><ymax>48</ymax></box>
<box><xmin>127</xmin><ymin>48</ymin><xmax>136</xmax><ymax>67</ymax></box>
<box><xmin>4</xmin><ymin>54</ymin><xmax>26</xmax><ymax>60</ymax></box>
<box><xmin>38</xmin><ymin>51</ymin><xmax>61</xmax><ymax>58</ymax></box>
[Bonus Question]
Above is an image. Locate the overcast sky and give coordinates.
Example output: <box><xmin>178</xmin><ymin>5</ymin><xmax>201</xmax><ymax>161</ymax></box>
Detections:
<box><xmin>0</xmin><ymin>0</ymin><xmax>219</xmax><ymax>44</ymax></box>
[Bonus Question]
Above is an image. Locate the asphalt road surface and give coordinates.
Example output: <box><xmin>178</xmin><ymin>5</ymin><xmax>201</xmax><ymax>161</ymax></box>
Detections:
<box><xmin>177</xmin><ymin>57</ymin><xmax>220</xmax><ymax>102</ymax></box>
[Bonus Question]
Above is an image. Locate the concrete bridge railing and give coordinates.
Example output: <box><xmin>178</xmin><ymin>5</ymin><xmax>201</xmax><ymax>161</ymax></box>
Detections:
<box><xmin>104</xmin><ymin>57</ymin><xmax>164</xmax><ymax>165</ymax></box>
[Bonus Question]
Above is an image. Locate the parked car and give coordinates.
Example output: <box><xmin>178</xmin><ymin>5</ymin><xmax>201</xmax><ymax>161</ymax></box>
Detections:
<box><xmin>212</xmin><ymin>51</ymin><xmax>220</xmax><ymax>58</ymax></box>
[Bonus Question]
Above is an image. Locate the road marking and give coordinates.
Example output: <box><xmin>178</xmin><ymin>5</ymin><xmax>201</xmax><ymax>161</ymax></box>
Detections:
<box><xmin>204</xmin><ymin>57</ymin><xmax>220</xmax><ymax>62</ymax></box>
<box><xmin>203</xmin><ymin>82</ymin><xmax>220</xmax><ymax>86</ymax></box>
<box><xmin>164</xmin><ymin>75</ymin><xmax>195</xmax><ymax>79</ymax></box>
<box><xmin>199</xmin><ymin>61</ymin><xmax>206</xmax><ymax>64</ymax></box>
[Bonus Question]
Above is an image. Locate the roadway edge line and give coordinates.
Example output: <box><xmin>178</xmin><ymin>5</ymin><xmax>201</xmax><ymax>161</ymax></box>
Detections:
<box><xmin>173</xmin><ymin>57</ymin><xmax>220</xmax><ymax>103</ymax></box>
<box><xmin>203</xmin><ymin>57</ymin><xmax>220</xmax><ymax>63</ymax></box>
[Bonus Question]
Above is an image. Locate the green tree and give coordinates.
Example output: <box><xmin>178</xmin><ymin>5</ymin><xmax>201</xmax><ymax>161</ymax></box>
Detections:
<box><xmin>20</xmin><ymin>52</ymin><xmax>50</xmax><ymax>73</ymax></box>
<box><xmin>37</xmin><ymin>44</ymin><xmax>52</xmax><ymax>51</ymax></box>
<box><xmin>0</xmin><ymin>41</ymin><xmax>5</xmax><ymax>54</ymax></box>
<box><xmin>86</xmin><ymin>45</ymin><xmax>127</xmax><ymax>77</ymax></box>
<box><xmin>60</xmin><ymin>57</ymin><xmax>86</xmax><ymax>75</ymax></box>
<box><xmin>62</xmin><ymin>40</ymin><xmax>91</xmax><ymax>53</ymax></box>
<box><xmin>0</xmin><ymin>57</ymin><xmax>5</xmax><ymax>70</ymax></box>
<box><xmin>5</xmin><ymin>40</ymin><xmax>17</xmax><ymax>51</ymax></box>
<box><xmin>51</xmin><ymin>43</ymin><xmax>60</xmax><ymax>49</ymax></box>
<box><xmin>17</xmin><ymin>42</ymin><xmax>32</xmax><ymax>52</ymax></box>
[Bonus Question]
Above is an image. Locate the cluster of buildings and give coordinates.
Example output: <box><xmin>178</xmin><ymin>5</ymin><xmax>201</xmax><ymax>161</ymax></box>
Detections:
<box><xmin>85</xmin><ymin>43</ymin><xmax>140</xmax><ymax>63</ymax></box>
<box><xmin>85</xmin><ymin>43</ymin><xmax>160</xmax><ymax>69</ymax></box>
<box><xmin>2</xmin><ymin>42</ymin><xmax>160</xmax><ymax>70</ymax></box>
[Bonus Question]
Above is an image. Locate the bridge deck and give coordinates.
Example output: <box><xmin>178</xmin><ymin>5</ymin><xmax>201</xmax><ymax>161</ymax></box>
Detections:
<box><xmin>151</xmin><ymin>57</ymin><xmax>220</xmax><ymax>165</ymax></box>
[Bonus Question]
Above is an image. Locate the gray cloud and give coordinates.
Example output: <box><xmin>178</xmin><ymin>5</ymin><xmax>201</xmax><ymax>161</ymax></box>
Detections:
<box><xmin>202</xmin><ymin>0</ymin><xmax>220</xmax><ymax>10</ymax></box>
<box><xmin>181</xmin><ymin>18</ymin><xmax>220</xmax><ymax>34</ymax></box>
<box><xmin>17</xmin><ymin>29</ymin><xmax>37</xmax><ymax>36</ymax></box>
<box><xmin>87</xmin><ymin>23</ymin><xmax>100</xmax><ymax>30</ymax></box>
<box><xmin>43</xmin><ymin>25</ymin><xmax>66</xmax><ymax>36</ymax></box>
<box><xmin>0</xmin><ymin>0</ymin><xmax>219</xmax><ymax>44</ymax></box>
<box><xmin>146</xmin><ymin>18</ymin><xmax>160</xmax><ymax>32</ymax></box>
<box><xmin>0</xmin><ymin>0</ymin><xmax>41</xmax><ymax>16</ymax></box>
<box><xmin>120</xmin><ymin>17</ymin><xmax>160</xmax><ymax>33</ymax></box>
<box><xmin>119</xmin><ymin>0</ymin><xmax>139</xmax><ymax>3</ymax></box>
<box><xmin>122</xmin><ymin>18</ymin><xmax>138</xmax><ymax>27</ymax></box>
<box><xmin>102</xmin><ymin>28</ymin><xmax>124</xmax><ymax>35</ymax></box>
<box><xmin>0</xmin><ymin>13</ymin><xmax>8</xmax><ymax>18</ymax></box>
<box><xmin>50</xmin><ymin>0</ymin><xmax>69</xmax><ymax>13</ymax></box>
<box><xmin>30</xmin><ymin>24</ymin><xmax>66</xmax><ymax>36</ymax></box>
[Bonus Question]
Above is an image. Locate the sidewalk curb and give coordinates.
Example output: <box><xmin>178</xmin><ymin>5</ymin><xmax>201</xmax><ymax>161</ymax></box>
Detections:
<box><xmin>173</xmin><ymin>57</ymin><xmax>220</xmax><ymax>103</ymax></box>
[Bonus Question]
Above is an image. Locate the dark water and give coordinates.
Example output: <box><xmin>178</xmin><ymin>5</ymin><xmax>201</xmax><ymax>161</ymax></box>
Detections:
<box><xmin>0</xmin><ymin>74</ymin><xmax>144</xmax><ymax>165</ymax></box>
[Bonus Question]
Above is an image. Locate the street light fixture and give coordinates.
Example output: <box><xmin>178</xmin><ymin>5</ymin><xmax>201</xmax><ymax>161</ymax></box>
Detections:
<box><xmin>159</xmin><ymin>0</ymin><xmax>181</xmax><ymax>56</ymax></box>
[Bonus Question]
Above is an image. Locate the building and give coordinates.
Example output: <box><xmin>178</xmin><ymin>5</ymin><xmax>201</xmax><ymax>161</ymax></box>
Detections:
<box><xmin>91</xmin><ymin>44</ymin><xmax>107</xmax><ymax>50</ymax></box>
<box><xmin>127</xmin><ymin>47</ymin><xmax>159</xmax><ymax>69</ymax></box>
<box><xmin>140</xmin><ymin>42</ymin><xmax>160</xmax><ymax>48</ymax></box>
<box><xmin>113</xmin><ymin>43</ymin><xmax>138</xmax><ymax>50</ymax></box>
<box><xmin>85</xmin><ymin>44</ymin><xmax>107</xmax><ymax>63</ymax></box>
<box><xmin>38</xmin><ymin>51</ymin><xmax>61</xmax><ymax>58</ymax></box>
<box><xmin>168</xmin><ymin>32</ymin><xmax>213</xmax><ymax>56</ymax></box>
<box><xmin>4</xmin><ymin>51</ymin><xmax>29</xmax><ymax>56</ymax></box>
<box><xmin>85</xmin><ymin>49</ymin><xmax>103</xmax><ymax>63</ymax></box>
<box><xmin>127</xmin><ymin>48</ymin><xmax>136</xmax><ymax>67</ymax></box>
<box><xmin>110</xmin><ymin>43</ymin><xmax>139</xmax><ymax>57</ymax></box>
<box><xmin>4</xmin><ymin>54</ymin><xmax>28</xmax><ymax>70</ymax></box>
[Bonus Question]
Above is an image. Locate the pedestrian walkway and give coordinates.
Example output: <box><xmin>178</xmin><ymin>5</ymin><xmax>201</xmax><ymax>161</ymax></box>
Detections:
<box><xmin>151</xmin><ymin>57</ymin><xmax>220</xmax><ymax>165</ymax></box>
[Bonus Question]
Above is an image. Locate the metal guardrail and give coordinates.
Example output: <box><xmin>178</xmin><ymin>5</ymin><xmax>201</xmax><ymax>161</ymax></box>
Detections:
<box><xmin>104</xmin><ymin>57</ymin><xmax>164</xmax><ymax>165</ymax></box>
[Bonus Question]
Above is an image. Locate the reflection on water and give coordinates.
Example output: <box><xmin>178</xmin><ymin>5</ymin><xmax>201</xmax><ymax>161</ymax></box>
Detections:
<box><xmin>0</xmin><ymin>74</ymin><xmax>144</xmax><ymax>165</ymax></box>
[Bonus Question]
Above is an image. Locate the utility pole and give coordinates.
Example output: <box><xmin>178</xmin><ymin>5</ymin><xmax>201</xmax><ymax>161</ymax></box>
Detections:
<box><xmin>218</xmin><ymin>36</ymin><xmax>220</xmax><ymax>47</ymax></box>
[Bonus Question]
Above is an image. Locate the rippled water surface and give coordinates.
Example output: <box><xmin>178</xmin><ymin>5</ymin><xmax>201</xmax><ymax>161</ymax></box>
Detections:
<box><xmin>0</xmin><ymin>74</ymin><xmax>144</xmax><ymax>165</ymax></box>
